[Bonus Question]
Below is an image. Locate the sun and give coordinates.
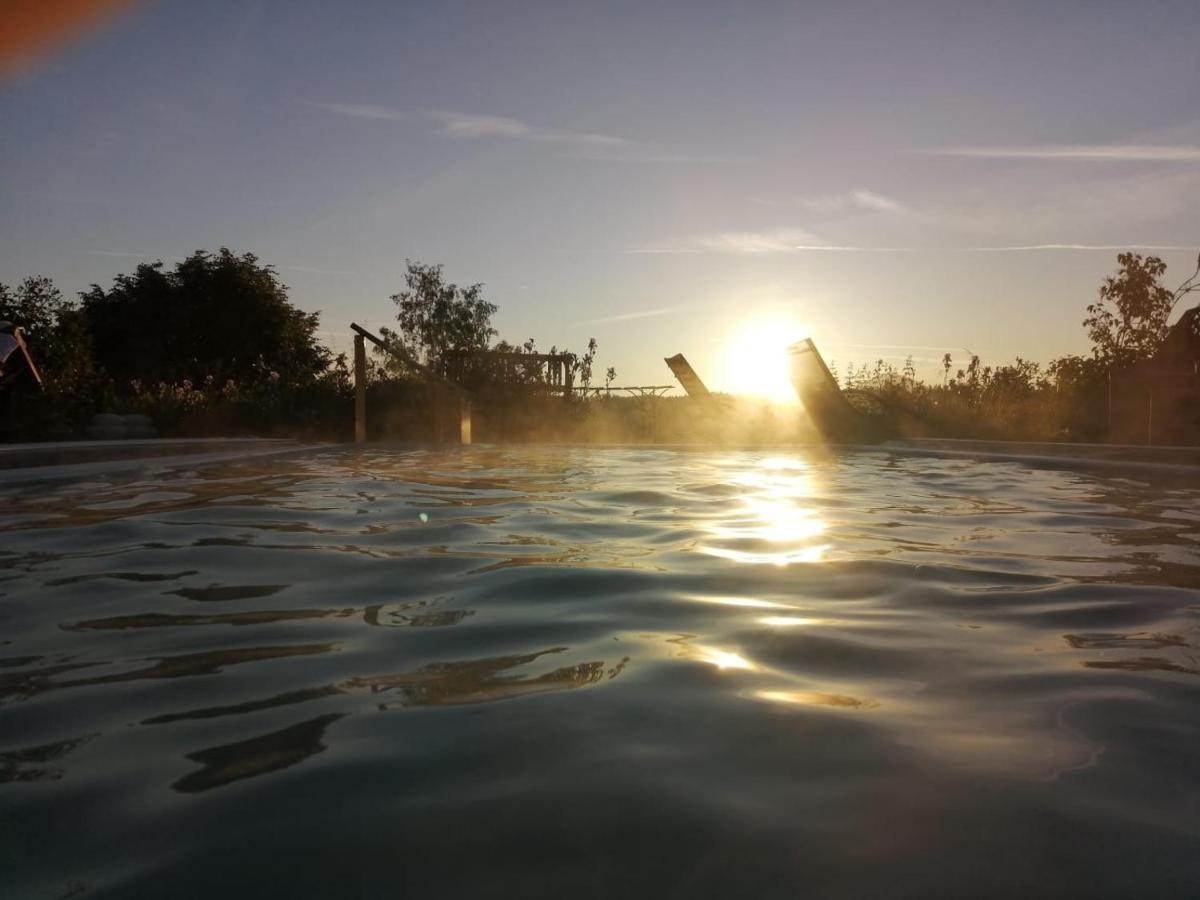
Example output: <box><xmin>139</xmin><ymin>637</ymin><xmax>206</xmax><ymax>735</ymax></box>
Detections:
<box><xmin>716</xmin><ymin>314</ymin><xmax>808</xmax><ymax>406</ymax></box>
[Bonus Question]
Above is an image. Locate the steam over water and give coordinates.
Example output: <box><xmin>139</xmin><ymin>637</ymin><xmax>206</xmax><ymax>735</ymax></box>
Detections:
<box><xmin>2</xmin><ymin>447</ymin><xmax>1199</xmax><ymax>897</ymax></box>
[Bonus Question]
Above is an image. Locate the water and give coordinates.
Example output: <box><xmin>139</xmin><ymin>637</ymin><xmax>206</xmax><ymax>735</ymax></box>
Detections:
<box><xmin>2</xmin><ymin>446</ymin><xmax>1198</xmax><ymax>898</ymax></box>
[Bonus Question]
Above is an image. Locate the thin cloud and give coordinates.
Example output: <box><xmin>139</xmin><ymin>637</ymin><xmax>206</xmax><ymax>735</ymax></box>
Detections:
<box><xmin>636</xmin><ymin>234</ymin><xmax>1192</xmax><ymax>255</ymax></box>
<box><xmin>427</xmin><ymin>110</ymin><xmax>626</xmax><ymax>148</ymax></box>
<box><xmin>306</xmin><ymin>101</ymin><xmax>407</xmax><ymax>121</ymax></box>
<box><xmin>692</xmin><ymin>227</ymin><xmax>829</xmax><ymax>253</ymax></box>
<box><xmin>754</xmin><ymin>189</ymin><xmax>906</xmax><ymax>214</ymax></box>
<box><xmin>578</xmin><ymin>148</ymin><xmax>746</xmax><ymax>165</ymax></box>
<box><xmin>967</xmin><ymin>243</ymin><xmax>1195</xmax><ymax>252</ymax></box>
<box><xmin>306</xmin><ymin>102</ymin><xmax>734</xmax><ymax>161</ymax></box>
<box><xmin>579</xmin><ymin>305</ymin><xmax>688</xmax><ymax>326</ymax></box>
<box><xmin>928</xmin><ymin>144</ymin><xmax>1200</xmax><ymax>162</ymax></box>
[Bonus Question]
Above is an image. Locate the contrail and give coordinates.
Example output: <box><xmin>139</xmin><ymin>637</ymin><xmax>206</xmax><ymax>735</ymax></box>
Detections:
<box><xmin>579</xmin><ymin>305</ymin><xmax>688</xmax><ymax>325</ymax></box>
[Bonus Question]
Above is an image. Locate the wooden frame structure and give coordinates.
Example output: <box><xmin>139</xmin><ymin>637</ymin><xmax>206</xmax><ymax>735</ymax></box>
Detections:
<box><xmin>350</xmin><ymin>322</ymin><xmax>473</xmax><ymax>445</ymax></box>
<box><xmin>573</xmin><ymin>384</ymin><xmax>674</xmax><ymax>399</ymax></box>
<box><xmin>439</xmin><ymin>349</ymin><xmax>576</xmax><ymax>398</ymax></box>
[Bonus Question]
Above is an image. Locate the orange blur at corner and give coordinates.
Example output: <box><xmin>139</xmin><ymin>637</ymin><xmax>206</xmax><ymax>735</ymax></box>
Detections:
<box><xmin>0</xmin><ymin>0</ymin><xmax>138</xmax><ymax>77</ymax></box>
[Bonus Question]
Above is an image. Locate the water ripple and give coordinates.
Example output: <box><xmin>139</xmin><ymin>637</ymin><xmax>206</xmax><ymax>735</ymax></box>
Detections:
<box><xmin>2</xmin><ymin>446</ymin><xmax>1199</xmax><ymax>898</ymax></box>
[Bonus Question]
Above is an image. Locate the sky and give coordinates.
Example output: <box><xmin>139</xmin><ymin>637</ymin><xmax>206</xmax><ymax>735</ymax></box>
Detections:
<box><xmin>2</xmin><ymin>0</ymin><xmax>1198</xmax><ymax>390</ymax></box>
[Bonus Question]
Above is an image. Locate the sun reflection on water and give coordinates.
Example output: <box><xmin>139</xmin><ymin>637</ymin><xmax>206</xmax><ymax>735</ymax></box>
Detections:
<box><xmin>691</xmin><ymin>646</ymin><xmax>758</xmax><ymax>670</ymax></box>
<box><xmin>699</xmin><ymin>457</ymin><xmax>830</xmax><ymax>566</ymax></box>
<box><xmin>686</xmin><ymin>595</ymin><xmax>793</xmax><ymax>610</ymax></box>
<box><xmin>755</xmin><ymin>690</ymin><xmax>880</xmax><ymax>710</ymax></box>
<box><xmin>758</xmin><ymin>615</ymin><xmax>821</xmax><ymax>627</ymax></box>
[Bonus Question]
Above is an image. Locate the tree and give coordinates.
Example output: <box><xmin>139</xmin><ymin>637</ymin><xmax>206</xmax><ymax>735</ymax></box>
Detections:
<box><xmin>0</xmin><ymin>275</ymin><xmax>95</xmax><ymax>388</ymax></box>
<box><xmin>0</xmin><ymin>276</ymin><xmax>100</xmax><ymax>432</ymax></box>
<box><xmin>1084</xmin><ymin>253</ymin><xmax>1173</xmax><ymax>365</ymax></box>
<box><xmin>390</xmin><ymin>261</ymin><xmax>497</xmax><ymax>367</ymax></box>
<box><xmin>0</xmin><ymin>276</ymin><xmax>70</xmax><ymax>348</ymax></box>
<box><xmin>80</xmin><ymin>248</ymin><xmax>329</xmax><ymax>388</ymax></box>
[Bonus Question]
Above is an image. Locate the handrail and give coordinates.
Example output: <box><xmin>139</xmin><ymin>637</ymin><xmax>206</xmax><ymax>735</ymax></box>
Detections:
<box><xmin>349</xmin><ymin>322</ymin><xmax>473</xmax><ymax>398</ymax></box>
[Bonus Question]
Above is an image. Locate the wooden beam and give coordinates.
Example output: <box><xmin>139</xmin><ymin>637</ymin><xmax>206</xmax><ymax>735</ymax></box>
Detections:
<box><xmin>354</xmin><ymin>333</ymin><xmax>366</xmax><ymax>443</ymax></box>
<box><xmin>459</xmin><ymin>398</ymin><xmax>472</xmax><ymax>445</ymax></box>
<box><xmin>349</xmin><ymin>322</ymin><xmax>473</xmax><ymax>398</ymax></box>
<box><xmin>664</xmin><ymin>353</ymin><xmax>710</xmax><ymax>399</ymax></box>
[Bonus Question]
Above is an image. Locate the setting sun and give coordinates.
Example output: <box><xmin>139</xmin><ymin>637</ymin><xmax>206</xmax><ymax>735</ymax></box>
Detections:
<box><xmin>715</xmin><ymin>314</ymin><xmax>808</xmax><ymax>406</ymax></box>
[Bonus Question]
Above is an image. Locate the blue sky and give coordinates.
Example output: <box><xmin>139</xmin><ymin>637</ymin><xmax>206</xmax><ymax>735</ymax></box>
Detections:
<box><xmin>2</xmin><ymin>0</ymin><xmax>1198</xmax><ymax>388</ymax></box>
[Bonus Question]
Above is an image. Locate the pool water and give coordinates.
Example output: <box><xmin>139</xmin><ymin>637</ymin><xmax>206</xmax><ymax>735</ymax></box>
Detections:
<box><xmin>2</xmin><ymin>447</ymin><xmax>1198</xmax><ymax>898</ymax></box>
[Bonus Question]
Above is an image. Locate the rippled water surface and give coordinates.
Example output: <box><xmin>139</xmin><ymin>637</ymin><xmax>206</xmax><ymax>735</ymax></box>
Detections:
<box><xmin>2</xmin><ymin>447</ymin><xmax>1199</xmax><ymax>898</ymax></box>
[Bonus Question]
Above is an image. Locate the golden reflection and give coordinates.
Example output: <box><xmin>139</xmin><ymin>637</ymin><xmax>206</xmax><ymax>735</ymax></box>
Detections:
<box><xmin>699</xmin><ymin>456</ymin><xmax>830</xmax><ymax>566</ymax></box>
<box><xmin>700</xmin><ymin>544</ymin><xmax>830</xmax><ymax>566</ymax></box>
<box><xmin>669</xmin><ymin>638</ymin><xmax>759</xmax><ymax>671</ymax></box>
<box><xmin>756</xmin><ymin>690</ymin><xmax>879</xmax><ymax>710</ymax></box>
<box><xmin>687</xmin><ymin>595</ymin><xmax>792</xmax><ymax>610</ymax></box>
<box><xmin>759</xmin><ymin>615</ymin><xmax>821</xmax><ymax>627</ymax></box>
<box><xmin>695</xmin><ymin>647</ymin><xmax>757</xmax><ymax>670</ymax></box>
<box><xmin>759</xmin><ymin>457</ymin><xmax>806</xmax><ymax>470</ymax></box>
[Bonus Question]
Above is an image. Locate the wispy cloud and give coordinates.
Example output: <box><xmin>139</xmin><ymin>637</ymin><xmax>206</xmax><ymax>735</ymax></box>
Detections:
<box><xmin>579</xmin><ymin>149</ymin><xmax>745</xmax><ymax>165</ymax></box>
<box><xmin>928</xmin><ymin>144</ymin><xmax>1200</xmax><ymax>162</ymax></box>
<box><xmin>754</xmin><ymin>189</ymin><xmax>906</xmax><ymax>214</ymax></box>
<box><xmin>306</xmin><ymin>101</ymin><xmax>407</xmax><ymax>121</ymax></box>
<box><xmin>579</xmin><ymin>305</ymin><xmax>688</xmax><ymax>326</ymax></box>
<box><xmin>306</xmin><ymin>102</ymin><xmax>738</xmax><ymax>162</ymax></box>
<box><xmin>965</xmin><ymin>243</ymin><xmax>1194</xmax><ymax>252</ymax></box>
<box><xmin>690</xmin><ymin>227</ymin><xmax>829</xmax><ymax>254</ymax></box>
<box><xmin>427</xmin><ymin>110</ymin><xmax>626</xmax><ymax>147</ymax></box>
<box><xmin>637</xmin><ymin>233</ymin><xmax>1191</xmax><ymax>255</ymax></box>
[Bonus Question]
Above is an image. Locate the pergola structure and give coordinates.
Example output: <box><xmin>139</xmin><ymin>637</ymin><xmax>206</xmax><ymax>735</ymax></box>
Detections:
<box><xmin>440</xmin><ymin>349</ymin><xmax>576</xmax><ymax>398</ymax></box>
<box><xmin>573</xmin><ymin>385</ymin><xmax>674</xmax><ymax>399</ymax></box>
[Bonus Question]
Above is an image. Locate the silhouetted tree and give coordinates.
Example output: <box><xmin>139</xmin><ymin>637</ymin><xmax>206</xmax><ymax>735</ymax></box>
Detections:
<box><xmin>1084</xmin><ymin>253</ymin><xmax>1173</xmax><ymax>365</ymax></box>
<box><xmin>0</xmin><ymin>276</ymin><xmax>69</xmax><ymax>348</ymax></box>
<box><xmin>80</xmin><ymin>249</ymin><xmax>329</xmax><ymax>387</ymax></box>
<box><xmin>389</xmin><ymin>261</ymin><xmax>497</xmax><ymax>367</ymax></box>
<box><xmin>0</xmin><ymin>276</ymin><xmax>101</xmax><ymax>434</ymax></box>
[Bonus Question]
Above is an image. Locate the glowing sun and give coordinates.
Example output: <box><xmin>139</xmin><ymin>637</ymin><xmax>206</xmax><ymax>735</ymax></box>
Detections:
<box><xmin>716</xmin><ymin>314</ymin><xmax>808</xmax><ymax>406</ymax></box>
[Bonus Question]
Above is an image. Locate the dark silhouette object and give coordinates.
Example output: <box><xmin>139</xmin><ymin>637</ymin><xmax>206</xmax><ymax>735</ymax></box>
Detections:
<box><xmin>1108</xmin><ymin>304</ymin><xmax>1200</xmax><ymax>445</ymax></box>
<box><xmin>1084</xmin><ymin>253</ymin><xmax>1176</xmax><ymax>366</ymax></box>
<box><xmin>351</xmin><ymin>322</ymin><xmax>473</xmax><ymax>444</ymax></box>
<box><xmin>1</xmin><ymin>321</ymin><xmax>43</xmax><ymax>440</ymax></box>
<box><xmin>664</xmin><ymin>353</ymin><xmax>711</xmax><ymax>399</ymax></box>
<box><xmin>788</xmin><ymin>338</ymin><xmax>892</xmax><ymax>443</ymax></box>
<box><xmin>440</xmin><ymin>348</ymin><xmax>576</xmax><ymax>398</ymax></box>
<box><xmin>0</xmin><ymin>321</ymin><xmax>43</xmax><ymax>389</ymax></box>
<box><xmin>80</xmin><ymin>249</ymin><xmax>329</xmax><ymax>388</ymax></box>
<box><xmin>574</xmin><ymin>384</ymin><xmax>673</xmax><ymax>398</ymax></box>
<box><xmin>388</xmin><ymin>261</ymin><xmax>497</xmax><ymax>369</ymax></box>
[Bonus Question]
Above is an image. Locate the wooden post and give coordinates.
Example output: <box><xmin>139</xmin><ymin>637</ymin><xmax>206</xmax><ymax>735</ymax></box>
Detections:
<box><xmin>354</xmin><ymin>333</ymin><xmax>366</xmax><ymax>443</ymax></box>
<box><xmin>1106</xmin><ymin>369</ymin><xmax>1112</xmax><ymax>442</ymax></box>
<box><xmin>1147</xmin><ymin>390</ymin><xmax>1153</xmax><ymax>446</ymax></box>
<box><xmin>459</xmin><ymin>398</ymin><xmax>472</xmax><ymax>445</ymax></box>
